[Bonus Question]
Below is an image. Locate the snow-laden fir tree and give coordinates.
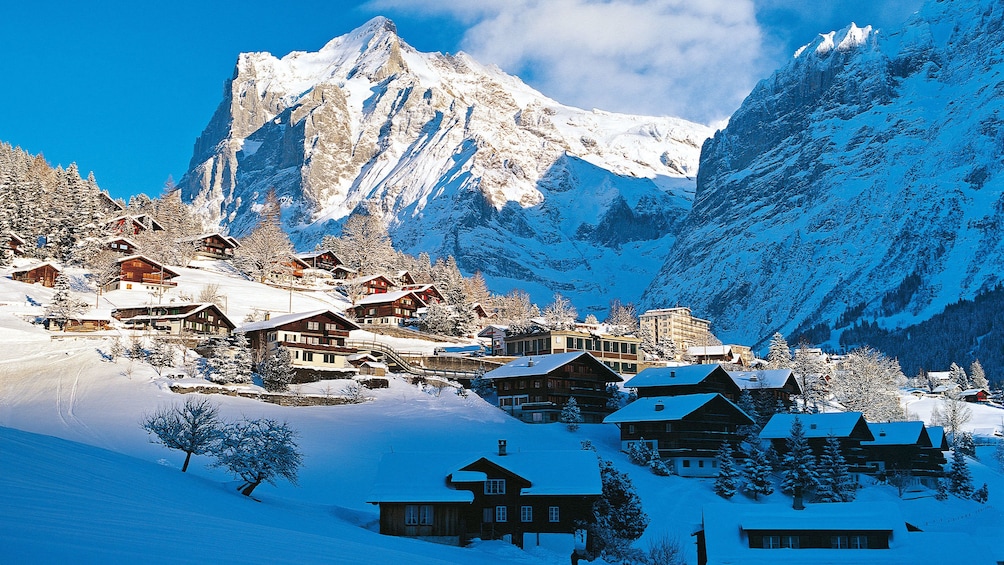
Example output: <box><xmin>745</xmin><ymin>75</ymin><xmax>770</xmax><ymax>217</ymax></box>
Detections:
<box><xmin>766</xmin><ymin>332</ymin><xmax>792</xmax><ymax>369</ymax></box>
<box><xmin>543</xmin><ymin>293</ymin><xmax>577</xmax><ymax>330</ymax></box>
<box><xmin>744</xmin><ymin>439</ymin><xmax>775</xmax><ymax>500</ymax></box>
<box><xmin>714</xmin><ymin>441</ymin><xmax>739</xmax><ymax>499</ymax></box>
<box><xmin>972</xmin><ymin>482</ymin><xmax>989</xmax><ymax>504</ymax></box>
<box><xmin>628</xmin><ymin>439</ymin><xmax>654</xmax><ymax>466</ymax></box>
<box><xmin>830</xmin><ymin>346</ymin><xmax>906</xmax><ymax>422</ymax></box>
<box><xmin>948</xmin><ymin>362</ymin><xmax>971</xmax><ymax>389</ymax></box>
<box><xmin>146</xmin><ymin>340</ymin><xmax>176</xmax><ymax>376</ymax></box>
<box><xmin>792</xmin><ymin>341</ymin><xmax>827</xmax><ymax>412</ymax></box>
<box><xmin>955</xmin><ymin>431</ymin><xmax>977</xmax><ymax>459</ymax></box>
<box><xmin>45</xmin><ymin>273</ymin><xmax>85</xmax><ymax>330</ymax></box>
<box><xmin>213</xmin><ymin>417</ymin><xmax>303</xmax><ymax>497</ymax></box>
<box><xmin>815</xmin><ymin>434</ymin><xmax>855</xmax><ymax>502</ymax></box>
<box><xmin>638</xmin><ymin>324</ymin><xmax>676</xmax><ymax>361</ymax></box>
<box><xmin>205</xmin><ymin>334</ymin><xmax>253</xmax><ymax>384</ymax></box>
<box><xmin>494</xmin><ymin>289</ymin><xmax>540</xmax><ymax>335</ymax></box>
<box><xmin>948</xmin><ymin>446</ymin><xmax>974</xmax><ymax>498</ymax></box>
<box><xmin>560</xmin><ymin>396</ymin><xmax>583</xmax><ymax>431</ymax></box>
<box><xmin>260</xmin><ymin>346</ymin><xmax>295</xmax><ymax>392</ymax></box>
<box><xmin>781</xmin><ymin>416</ymin><xmax>819</xmax><ymax>496</ymax></box>
<box><xmin>141</xmin><ymin>396</ymin><xmax>223</xmax><ymax>472</ymax></box>
<box><xmin>736</xmin><ymin>389</ymin><xmax>761</xmax><ymax>439</ymax></box>
<box><xmin>970</xmin><ymin>360</ymin><xmax>989</xmax><ymax>390</ymax></box>
<box><xmin>591</xmin><ymin>458</ymin><xmax>649</xmax><ymax>561</ymax></box>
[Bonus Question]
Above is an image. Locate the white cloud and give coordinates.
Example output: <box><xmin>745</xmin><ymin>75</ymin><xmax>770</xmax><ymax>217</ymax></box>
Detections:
<box><xmin>369</xmin><ymin>0</ymin><xmax>772</xmax><ymax>125</ymax></box>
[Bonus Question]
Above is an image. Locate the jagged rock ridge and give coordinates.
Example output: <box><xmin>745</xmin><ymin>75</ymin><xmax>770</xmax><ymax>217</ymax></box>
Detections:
<box><xmin>179</xmin><ymin>17</ymin><xmax>711</xmax><ymax>311</ymax></box>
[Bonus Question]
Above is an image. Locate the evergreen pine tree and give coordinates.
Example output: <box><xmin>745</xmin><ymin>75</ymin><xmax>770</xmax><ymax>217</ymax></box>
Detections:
<box><xmin>560</xmin><ymin>397</ymin><xmax>583</xmax><ymax>431</ymax></box>
<box><xmin>736</xmin><ymin>389</ymin><xmax>761</xmax><ymax>439</ymax></box>
<box><xmin>955</xmin><ymin>431</ymin><xmax>977</xmax><ymax>459</ymax></box>
<box><xmin>969</xmin><ymin>360</ymin><xmax>989</xmax><ymax>390</ymax></box>
<box><xmin>744</xmin><ymin>440</ymin><xmax>775</xmax><ymax>500</ymax></box>
<box><xmin>766</xmin><ymin>332</ymin><xmax>792</xmax><ymax>369</ymax></box>
<box><xmin>815</xmin><ymin>434</ymin><xmax>855</xmax><ymax>502</ymax></box>
<box><xmin>781</xmin><ymin>416</ymin><xmax>819</xmax><ymax>495</ymax></box>
<box><xmin>972</xmin><ymin>482</ymin><xmax>989</xmax><ymax>504</ymax></box>
<box><xmin>714</xmin><ymin>441</ymin><xmax>738</xmax><ymax>498</ymax></box>
<box><xmin>45</xmin><ymin>273</ymin><xmax>85</xmax><ymax>330</ymax></box>
<box><xmin>948</xmin><ymin>362</ymin><xmax>971</xmax><ymax>389</ymax></box>
<box><xmin>260</xmin><ymin>346</ymin><xmax>295</xmax><ymax>392</ymax></box>
<box><xmin>948</xmin><ymin>446</ymin><xmax>974</xmax><ymax>498</ymax></box>
<box><xmin>591</xmin><ymin>459</ymin><xmax>649</xmax><ymax>559</ymax></box>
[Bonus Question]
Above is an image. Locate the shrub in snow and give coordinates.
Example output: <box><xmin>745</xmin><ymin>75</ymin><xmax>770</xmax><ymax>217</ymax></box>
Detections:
<box><xmin>744</xmin><ymin>440</ymin><xmax>775</xmax><ymax>500</ymax></box>
<box><xmin>780</xmin><ymin>416</ymin><xmax>819</xmax><ymax>496</ymax></box>
<box><xmin>972</xmin><ymin>482</ymin><xmax>989</xmax><ymax>504</ymax></box>
<box><xmin>948</xmin><ymin>448</ymin><xmax>974</xmax><ymax>498</ymax></box>
<box><xmin>205</xmin><ymin>334</ymin><xmax>253</xmax><ymax>384</ymax></box>
<box><xmin>213</xmin><ymin>417</ymin><xmax>303</xmax><ymax>497</ymax></box>
<box><xmin>469</xmin><ymin>370</ymin><xmax>494</xmax><ymax>397</ymax></box>
<box><xmin>560</xmin><ymin>397</ymin><xmax>583</xmax><ymax>431</ymax></box>
<box><xmin>815</xmin><ymin>434</ymin><xmax>855</xmax><ymax>502</ymax></box>
<box><xmin>340</xmin><ymin>381</ymin><xmax>369</xmax><ymax>404</ymax></box>
<box><xmin>648</xmin><ymin>453</ymin><xmax>671</xmax><ymax>477</ymax></box>
<box><xmin>259</xmin><ymin>346</ymin><xmax>295</xmax><ymax>392</ymax></box>
<box><xmin>146</xmin><ymin>340</ymin><xmax>176</xmax><ymax>376</ymax></box>
<box><xmin>647</xmin><ymin>534</ymin><xmax>685</xmax><ymax>565</ymax></box>
<box><xmin>714</xmin><ymin>441</ymin><xmax>739</xmax><ymax>499</ymax></box>
<box><xmin>141</xmin><ymin>396</ymin><xmax>223</xmax><ymax>472</ymax></box>
<box><xmin>935</xmin><ymin>479</ymin><xmax>949</xmax><ymax>501</ymax></box>
<box><xmin>628</xmin><ymin>439</ymin><xmax>653</xmax><ymax>466</ymax></box>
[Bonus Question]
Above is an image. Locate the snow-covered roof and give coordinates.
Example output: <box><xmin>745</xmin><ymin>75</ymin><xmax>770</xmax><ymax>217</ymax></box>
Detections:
<box><xmin>474</xmin><ymin>450</ymin><xmax>601</xmax><ymax>496</ymax></box>
<box><xmin>862</xmin><ymin>421</ymin><xmax>930</xmax><ymax>447</ymax></box>
<box><xmin>932</xmin><ymin>383</ymin><xmax>959</xmax><ymax>393</ymax></box>
<box><xmin>603</xmin><ymin>393</ymin><xmax>751</xmax><ymax>424</ymax></box>
<box><xmin>483</xmin><ymin>351</ymin><xmax>620</xmax><ymax>381</ymax></box>
<box><xmin>115</xmin><ymin>255</ymin><xmax>180</xmax><ymax>277</ymax></box>
<box><xmin>477</xmin><ymin>324</ymin><xmax>508</xmax><ymax>337</ymax></box>
<box><xmin>686</xmin><ymin>345</ymin><xmax>732</xmax><ymax>357</ymax></box>
<box><xmin>959</xmin><ymin>388</ymin><xmax>988</xmax><ymax>395</ymax></box>
<box><xmin>623</xmin><ymin>364</ymin><xmax>723</xmax><ymax>388</ymax></box>
<box><xmin>928</xmin><ymin>371</ymin><xmax>951</xmax><ymax>380</ymax></box>
<box><xmin>760</xmin><ymin>412</ymin><xmax>872</xmax><ymax>441</ymax></box>
<box><xmin>354</xmin><ymin>290</ymin><xmax>426</xmax><ymax>307</ymax></box>
<box><xmin>121</xmin><ymin>303</ymin><xmax>233</xmax><ymax>326</ymax></box>
<box><xmin>295</xmin><ymin>249</ymin><xmax>337</xmax><ymax>260</ymax></box>
<box><xmin>367</xmin><ymin>452</ymin><xmax>476</xmax><ymax>504</ymax></box>
<box><xmin>728</xmin><ymin>369</ymin><xmax>796</xmax><ymax>391</ymax></box>
<box><xmin>237</xmin><ymin>309</ymin><xmax>358</xmax><ymax>332</ymax></box>
<box><xmin>11</xmin><ymin>261</ymin><xmax>61</xmax><ymax>274</ymax></box>
<box><xmin>927</xmin><ymin>426</ymin><xmax>947</xmax><ymax>449</ymax></box>
<box><xmin>176</xmin><ymin>232</ymin><xmax>232</xmax><ymax>244</ymax></box>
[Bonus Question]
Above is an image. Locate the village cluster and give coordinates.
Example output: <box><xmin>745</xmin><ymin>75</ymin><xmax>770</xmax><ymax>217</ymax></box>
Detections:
<box><xmin>3</xmin><ymin>186</ymin><xmax>999</xmax><ymax>564</ymax></box>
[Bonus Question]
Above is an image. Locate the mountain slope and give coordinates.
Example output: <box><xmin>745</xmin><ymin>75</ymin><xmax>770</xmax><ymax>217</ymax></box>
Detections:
<box><xmin>643</xmin><ymin>0</ymin><xmax>1004</xmax><ymax>350</ymax></box>
<box><xmin>179</xmin><ymin>17</ymin><xmax>711</xmax><ymax>312</ymax></box>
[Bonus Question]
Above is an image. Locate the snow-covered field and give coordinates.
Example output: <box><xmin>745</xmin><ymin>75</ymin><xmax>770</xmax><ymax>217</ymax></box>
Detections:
<box><xmin>2</xmin><ymin>265</ymin><xmax>1004</xmax><ymax>564</ymax></box>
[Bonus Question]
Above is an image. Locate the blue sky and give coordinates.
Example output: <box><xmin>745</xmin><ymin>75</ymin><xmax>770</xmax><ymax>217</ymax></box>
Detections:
<box><xmin>1</xmin><ymin>1</ymin><xmax>921</xmax><ymax>201</ymax></box>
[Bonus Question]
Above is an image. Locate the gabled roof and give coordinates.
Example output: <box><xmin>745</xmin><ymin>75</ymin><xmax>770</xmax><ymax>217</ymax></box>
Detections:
<box><xmin>484</xmin><ymin>351</ymin><xmax>623</xmax><ymax>382</ymax></box>
<box><xmin>342</xmin><ymin>274</ymin><xmax>393</xmax><ymax>286</ymax></box>
<box><xmin>237</xmin><ymin>309</ymin><xmax>359</xmax><ymax>333</ymax></box>
<box><xmin>176</xmin><ymin>232</ymin><xmax>236</xmax><ymax>246</ymax></box>
<box><xmin>477</xmin><ymin>324</ymin><xmax>509</xmax><ymax>337</ymax></box>
<box><xmin>120</xmin><ymin>303</ymin><xmax>235</xmax><ymax>329</ymax></box>
<box><xmin>623</xmin><ymin>364</ymin><xmax>724</xmax><ymax>388</ymax></box>
<box><xmin>12</xmin><ymin>261</ymin><xmax>61</xmax><ymax>275</ymax></box>
<box><xmin>354</xmin><ymin>290</ymin><xmax>426</xmax><ymax>307</ymax></box>
<box><xmin>295</xmin><ymin>249</ymin><xmax>339</xmax><ymax>260</ymax></box>
<box><xmin>927</xmin><ymin>426</ymin><xmax>948</xmax><ymax>450</ymax></box>
<box><xmin>728</xmin><ymin>369</ymin><xmax>800</xmax><ymax>392</ymax></box>
<box><xmin>367</xmin><ymin>452</ymin><xmax>476</xmax><ymax>504</ymax></box>
<box><xmin>7</xmin><ymin>231</ymin><xmax>26</xmax><ymax>245</ymax></box>
<box><xmin>862</xmin><ymin>421</ymin><xmax>932</xmax><ymax>447</ymax></box>
<box><xmin>467</xmin><ymin>450</ymin><xmax>602</xmax><ymax>496</ymax></box>
<box><xmin>603</xmin><ymin>393</ymin><xmax>753</xmax><ymax>425</ymax></box>
<box><xmin>116</xmin><ymin>255</ymin><xmax>180</xmax><ymax>278</ymax></box>
<box><xmin>760</xmin><ymin>412</ymin><xmax>874</xmax><ymax>441</ymax></box>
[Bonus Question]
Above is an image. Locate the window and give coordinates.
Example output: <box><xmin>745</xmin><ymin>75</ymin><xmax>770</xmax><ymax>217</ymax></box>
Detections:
<box><xmin>628</xmin><ymin>424</ymin><xmax>636</xmax><ymax>434</ymax></box>
<box><xmin>566</xmin><ymin>337</ymin><xmax>574</xmax><ymax>348</ymax></box>
<box><xmin>576</xmin><ymin>338</ymin><xmax>584</xmax><ymax>349</ymax></box>
<box><xmin>630</xmin><ymin>344</ymin><xmax>637</xmax><ymax>354</ymax></box>
<box><xmin>420</xmin><ymin>505</ymin><xmax>433</xmax><ymax>525</ymax></box>
<box><xmin>831</xmin><ymin>536</ymin><xmax>848</xmax><ymax>549</ymax></box>
<box><xmin>485</xmin><ymin>479</ymin><xmax>506</xmax><ymax>495</ymax></box>
<box><xmin>325</xmin><ymin>323</ymin><xmax>337</xmax><ymax>331</ymax></box>
<box><xmin>303</xmin><ymin>352</ymin><xmax>313</xmax><ymax>362</ymax></box>
<box><xmin>533</xmin><ymin>380</ymin><xmax>541</xmax><ymax>388</ymax></box>
<box><xmin>548</xmin><ymin>506</ymin><xmax>560</xmax><ymax>522</ymax></box>
<box><xmin>762</xmin><ymin>535</ymin><xmax>781</xmax><ymax>549</ymax></box>
<box><xmin>496</xmin><ymin>506</ymin><xmax>508</xmax><ymax>523</ymax></box>
<box><xmin>849</xmin><ymin>535</ymin><xmax>868</xmax><ymax>549</ymax></box>
<box><xmin>682</xmin><ymin>460</ymin><xmax>691</xmax><ymax>468</ymax></box>
<box><xmin>483</xmin><ymin>508</ymin><xmax>494</xmax><ymax>523</ymax></box>
<box><xmin>304</xmin><ymin>336</ymin><xmax>319</xmax><ymax>345</ymax></box>
<box><xmin>323</xmin><ymin>353</ymin><xmax>335</xmax><ymax>364</ymax></box>
<box><xmin>405</xmin><ymin>505</ymin><xmax>418</xmax><ymax>525</ymax></box>
<box><xmin>268</xmin><ymin>332</ymin><xmax>277</xmax><ymax>343</ymax></box>
<box><xmin>698</xmin><ymin>460</ymin><xmax>705</xmax><ymax>468</ymax></box>
<box><xmin>781</xmin><ymin>535</ymin><xmax>799</xmax><ymax>549</ymax></box>
<box><xmin>532</xmin><ymin>412</ymin><xmax>543</xmax><ymax>422</ymax></box>
<box><xmin>306</xmin><ymin>321</ymin><xmax>319</xmax><ymax>330</ymax></box>
<box><xmin>521</xmin><ymin>506</ymin><xmax>533</xmax><ymax>522</ymax></box>
<box><xmin>664</xmin><ymin>423</ymin><xmax>673</xmax><ymax>432</ymax></box>
<box><xmin>603</xmin><ymin>341</ymin><xmax>610</xmax><ymax>352</ymax></box>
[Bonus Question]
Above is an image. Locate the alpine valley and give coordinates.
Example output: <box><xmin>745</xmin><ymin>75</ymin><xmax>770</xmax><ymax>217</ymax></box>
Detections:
<box><xmin>182</xmin><ymin>0</ymin><xmax>1004</xmax><ymax>368</ymax></box>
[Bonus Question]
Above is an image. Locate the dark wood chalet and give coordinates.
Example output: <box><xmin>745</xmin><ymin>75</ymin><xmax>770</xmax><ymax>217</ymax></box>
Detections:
<box><xmin>295</xmin><ymin>250</ymin><xmax>343</xmax><ymax>271</ymax></box>
<box><xmin>395</xmin><ymin>270</ymin><xmax>418</xmax><ymax>285</ymax></box>
<box><xmin>604</xmin><ymin>393</ymin><xmax>754</xmax><ymax>477</ymax></box>
<box><xmin>6</xmin><ymin>232</ymin><xmax>26</xmax><ymax>257</ymax></box>
<box><xmin>860</xmin><ymin>421</ymin><xmax>946</xmax><ymax>483</ymax></box>
<box><xmin>624</xmin><ymin>364</ymin><xmax>741</xmax><ymax>401</ymax></box>
<box><xmin>344</xmin><ymin>274</ymin><xmax>394</xmax><ymax>294</ymax></box>
<box><xmin>728</xmin><ymin>369</ymin><xmax>802</xmax><ymax>408</ymax></box>
<box><xmin>760</xmin><ymin>412</ymin><xmax>875</xmax><ymax>474</ymax></box>
<box><xmin>483</xmin><ymin>352</ymin><xmax>623</xmax><ymax>424</ymax></box>
<box><xmin>351</xmin><ymin>290</ymin><xmax>426</xmax><ymax>326</ymax></box>
<box><xmin>239</xmin><ymin>309</ymin><xmax>360</xmax><ymax>379</ymax></box>
<box><xmin>400</xmin><ymin>283</ymin><xmax>445</xmax><ymax>304</ymax></box>
<box><xmin>179</xmin><ymin>233</ymin><xmax>237</xmax><ymax>259</ymax></box>
<box><xmin>105</xmin><ymin>214</ymin><xmax>164</xmax><ymax>236</ymax></box>
<box><xmin>97</xmin><ymin>191</ymin><xmax>124</xmax><ymax>214</ymax></box>
<box><xmin>113</xmin><ymin>303</ymin><xmax>234</xmax><ymax>336</ymax></box>
<box><xmin>12</xmin><ymin>262</ymin><xmax>60</xmax><ymax>287</ymax></box>
<box><xmin>106</xmin><ymin>237</ymin><xmax>139</xmax><ymax>255</ymax></box>
<box><xmin>368</xmin><ymin>440</ymin><xmax>600</xmax><ymax>553</ymax></box>
<box><xmin>960</xmin><ymin>388</ymin><xmax>990</xmax><ymax>403</ymax></box>
<box><xmin>108</xmin><ymin>255</ymin><xmax>179</xmax><ymax>291</ymax></box>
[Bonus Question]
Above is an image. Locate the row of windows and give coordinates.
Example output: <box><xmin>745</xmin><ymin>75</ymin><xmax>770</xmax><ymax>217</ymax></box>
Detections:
<box><xmin>482</xmin><ymin>505</ymin><xmax>560</xmax><ymax>523</ymax></box>
<box><xmin>305</xmin><ymin>321</ymin><xmax>343</xmax><ymax>331</ymax></box>
<box><xmin>758</xmin><ymin>535</ymin><xmax>869</xmax><ymax>549</ymax></box>
<box><xmin>295</xmin><ymin>351</ymin><xmax>338</xmax><ymax>363</ymax></box>
<box><xmin>604</xmin><ymin>361</ymin><xmax>638</xmax><ymax>373</ymax></box>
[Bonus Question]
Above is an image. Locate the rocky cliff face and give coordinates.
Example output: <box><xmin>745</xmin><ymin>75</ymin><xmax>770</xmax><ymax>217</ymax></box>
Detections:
<box><xmin>179</xmin><ymin>17</ymin><xmax>711</xmax><ymax>312</ymax></box>
<box><xmin>643</xmin><ymin>0</ymin><xmax>1004</xmax><ymax>349</ymax></box>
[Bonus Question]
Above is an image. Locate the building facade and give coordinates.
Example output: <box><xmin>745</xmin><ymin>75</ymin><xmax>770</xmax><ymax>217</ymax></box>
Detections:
<box><xmin>503</xmin><ymin>327</ymin><xmax>644</xmax><ymax>375</ymax></box>
<box><xmin>638</xmin><ymin>307</ymin><xmax>713</xmax><ymax>359</ymax></box>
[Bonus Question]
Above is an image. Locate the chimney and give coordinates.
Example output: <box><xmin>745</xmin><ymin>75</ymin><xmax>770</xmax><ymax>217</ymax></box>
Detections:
<box><xmin>670</xmin><ymin>370</ymin><xmax>676</xmax><ymax>378</ymax></box>
<box><xmin>654</xmin><ymin>401</ymin><xmax>664</xmax><ymax>412</ymax></box>
<box><xmin>498</xmin><ymin>439</ymin><xmax>507</xmax><ymax>456</ymax></box>
<box><xmin>527</xmin><ymin>357</ymin><xmax>534</xmax><ymax>367</ymax></box>
<box><xmin>264</xmin><ymin>312</ymin><xmax>270</xmax><ymax>321</ymax></box>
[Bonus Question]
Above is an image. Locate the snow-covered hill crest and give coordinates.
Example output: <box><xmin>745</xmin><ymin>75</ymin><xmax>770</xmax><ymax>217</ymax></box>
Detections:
<box><xmin>643</xmin><ymin>0</ymin><xmax>1004</xmax><ymax>348</ymax></box>
<box><xmin>180</xmin><ymin>16</ymin><xmax>711</xmax><ymax>311</ymax></box>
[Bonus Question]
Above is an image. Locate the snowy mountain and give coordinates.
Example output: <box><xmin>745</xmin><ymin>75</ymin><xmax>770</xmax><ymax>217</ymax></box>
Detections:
<box><xmin>179</xmin><ymin>17</ymin><xmax>711</xmax><ymax>313</ymax></box>
<box><xmin>643</xmin><ymin>0</ymin><xmax>1004</xmax><ymax>350</ymax></box>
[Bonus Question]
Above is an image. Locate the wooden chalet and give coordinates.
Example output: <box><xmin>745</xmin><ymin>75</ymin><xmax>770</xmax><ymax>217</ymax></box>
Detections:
<box><xmin>483</xmin><ymin>352</ymin><xmax>623</xmax><ymax>424</ymax></box>
<box><xmin>687</xmin><ymin>344</ymin><xmax>754</xmax><ymax>367</ymax></box>
<box><xmin>97</xmin><ymin>191</ymin><xmax>125</xmax><ymax>214</ymax></box>
<box><xmin>860</xmin><ymin>421</ymin><xmax>946</xmax><ymax>483</ymax></box>
<box><xmin>760</xmin><ymin>412</ymin><xmax>875</xmax><ymax>474</ymax></box>
<box><xmin>106</xmin><ymin>237</ymin><xmax>139</xmax><ymax>255</ymax></box>
<box><xmin>728</xmin><ymin>369</ymin><xmax>802</xmax><ymax>408</ymax></box>
<box><xmin>113</xmin><ymin>303</ymin><xmax>234</xmax><ymax>336</ymax></box>
<box><xmin>179</xmin><ymin>233</ymin><xmax>238</xmax><ymax>259</ymax></box>
<box><xmin>503</xmin><ymin>326</ymin><xmax>644</xmax><ymax>375</ymax></box>
<box><xmin>295</xmin><ymin>250</ymin><xmax>343</xmax><ymax>272</ymax></box>
<box><xmin>604</xmin><ymin>393</ymin><xmax>754</xmax><ymax>477</ymax></box>
<box><xmin>6</xmin><ymin>232</ymin><xmax>26</xmax><ymax>257</ymax></box>
<box><xmin>478</xmin><ymin>324</ymin><xmax>509</xmax><ymax>356</ymax></box>
<box><xmin>695</xmin><ymin>502</ymin><xmax>976</xmax><ymax>564</ymax></box>
<box><xmin>63</xmin><ymin>310</ymin><xmax>113</xmax><ymax>332</ymax></box>
<box><xmin>351</xmin><ymin>290</ymin><xmax>426</xmax><ymax>326</ymax></box>
<box><xmin>960</xmin><ymin>388</ymin><xmax>990</xmax><ymax>403</ymax></box>
<box><xmin>395</xmin><ymin>270</ymin><xmax>417</xmax><ymax>285</ymax></box>
<box><xmin>105</xmin><ymin>214</ymin><xmax>164</xmax><ymax>236</ymax></box>
<box><xmin>624</xmin><ymin>364</ymin><xmax>741</xmax><ymax>401</ymax></box>
<box><xmin>400</xmin><ymin>283</ymin><xmax>445</xmax><ymax>304</ymax></box>
<box><xmin>108</xmin><ymin>255</ymin><xmax>180</xmax><ymax>291</ymax></box>
<box><xmin>12</xmin><ymin>262</ymin><xmax>61</xmax><ymax>287</ymax></box>
<box><xmin>238</xmin><ymin>310</ymin><xmax>360</xmax><ymax>378</ymax></box>
<box><xmin>342</xmin><ymin>274</ymin><xmax>394</xmax><ymax>295</ymax></box>
<box><xmin>367</xmin><ymin>440</ymin><xmax>600</xmax><ymax>552</ymax></box>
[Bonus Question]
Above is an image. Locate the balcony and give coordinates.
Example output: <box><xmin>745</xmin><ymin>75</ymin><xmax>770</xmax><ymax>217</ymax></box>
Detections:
<box><xmin>141</xmin><ymin>274</ymin><xmax>177</xmax><ymax>287</ymax></box>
